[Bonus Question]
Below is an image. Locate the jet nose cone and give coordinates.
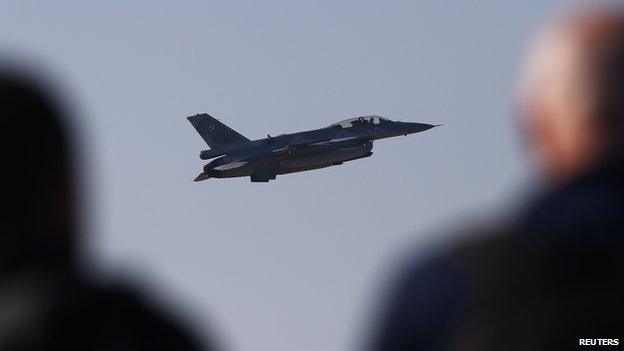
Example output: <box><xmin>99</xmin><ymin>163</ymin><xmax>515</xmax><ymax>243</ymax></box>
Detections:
<box><xmin>403</xmin><ymin>122</ymin><xmax>440</xmax><ymax>134</ymax></box>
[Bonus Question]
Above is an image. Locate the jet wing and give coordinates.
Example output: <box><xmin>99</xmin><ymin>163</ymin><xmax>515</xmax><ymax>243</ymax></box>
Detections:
<box><xmin>267</xmin><ymin>137</ymin><xmax>370</xmax><ymax>157</ymax></box>
<box><xmin>307</xmin><ymin>136</ymin><xmax>371</xmax><ymax>147</ymax></box>
<box><xmin>227</xmin><ymin>137</ymin><xmax>373</xmax><ymax>163</ymax></box>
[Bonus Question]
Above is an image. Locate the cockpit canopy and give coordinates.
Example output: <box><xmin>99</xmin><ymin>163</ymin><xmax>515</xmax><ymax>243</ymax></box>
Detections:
<box><xmin>327</xmin><ymin>115</ymin><xmax>390</xmax><ymax>129</ymax></box>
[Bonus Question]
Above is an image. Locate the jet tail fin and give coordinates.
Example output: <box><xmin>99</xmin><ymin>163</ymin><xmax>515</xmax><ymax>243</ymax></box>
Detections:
<box><xmin>187</xmin><ymin>113</ymin><xmax>250</xmax><ymax>149</ymax></box>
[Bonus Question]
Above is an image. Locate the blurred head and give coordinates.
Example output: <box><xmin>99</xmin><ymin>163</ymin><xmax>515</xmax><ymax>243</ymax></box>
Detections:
<box><xmin>519</xmin><ymin>5</ymin><xmax>624</xmax><ymax>184</ymax></box>
<box><xmin>0</xmin><ymin>65</ymin><xmax>76</xmax><ymax>274</ymax></box>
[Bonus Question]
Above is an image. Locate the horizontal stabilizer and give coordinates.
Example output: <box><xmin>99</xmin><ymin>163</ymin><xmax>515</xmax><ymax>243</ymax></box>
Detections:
<box><xmin>194</xmin><ymin>172</ymin><xmax>210</xmax><ymax>182</ymax></box>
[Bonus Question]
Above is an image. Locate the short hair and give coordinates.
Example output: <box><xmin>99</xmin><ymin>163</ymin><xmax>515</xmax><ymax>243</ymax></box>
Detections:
<box><xmin>570</xmin><ymin>6</ymin><xmax>624</xmax><ymax>128</ymax></box>
<box><xmin>0</xmin><ymin>67</ymin><xmax>76</xmax><ymax>269</ymax></box>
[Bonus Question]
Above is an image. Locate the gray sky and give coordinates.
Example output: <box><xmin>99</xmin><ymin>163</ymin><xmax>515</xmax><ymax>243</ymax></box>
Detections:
<box><xmin>2</xmin><ymin>1</ymin><xmax>574</xmax><ymax>350</ymax></box>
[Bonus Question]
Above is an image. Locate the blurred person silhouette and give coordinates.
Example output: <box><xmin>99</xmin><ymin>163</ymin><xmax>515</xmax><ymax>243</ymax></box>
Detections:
<box><xmin>368</xmin><ymin>5</ymin><xmax>624</xmax><ymax>351</ymax></box>
<box><xmin>0</xmin><ymin>65</ymin><xmax>215</xmax><ymax>350</ymax></box>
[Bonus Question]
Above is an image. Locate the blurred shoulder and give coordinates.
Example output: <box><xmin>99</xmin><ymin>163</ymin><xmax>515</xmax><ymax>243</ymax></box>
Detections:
<box><xmin>45</xmin><ymin>275</ymin><xmax>213</xmax><ymax>351</ymax></box>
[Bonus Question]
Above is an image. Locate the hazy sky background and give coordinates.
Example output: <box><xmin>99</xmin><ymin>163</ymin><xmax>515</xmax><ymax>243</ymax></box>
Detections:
<box><xmin>2</xmin><ymin>1</ymin><xmax>574</xmax><ymax>350</ymax></box>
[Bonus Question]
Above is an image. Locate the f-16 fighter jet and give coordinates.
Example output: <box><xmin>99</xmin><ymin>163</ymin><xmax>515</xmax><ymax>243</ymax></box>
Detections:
<box><xmin>188</xmin><ymin>114</ymin><xmax>439</xmax><ymax>182</ymax></box>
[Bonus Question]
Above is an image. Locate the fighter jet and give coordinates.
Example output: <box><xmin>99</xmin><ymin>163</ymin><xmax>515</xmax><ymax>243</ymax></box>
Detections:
<box><xmin>187</xmin><ymin>114</ymin><xmax>439</xmax><ymax>182</ymax></box>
